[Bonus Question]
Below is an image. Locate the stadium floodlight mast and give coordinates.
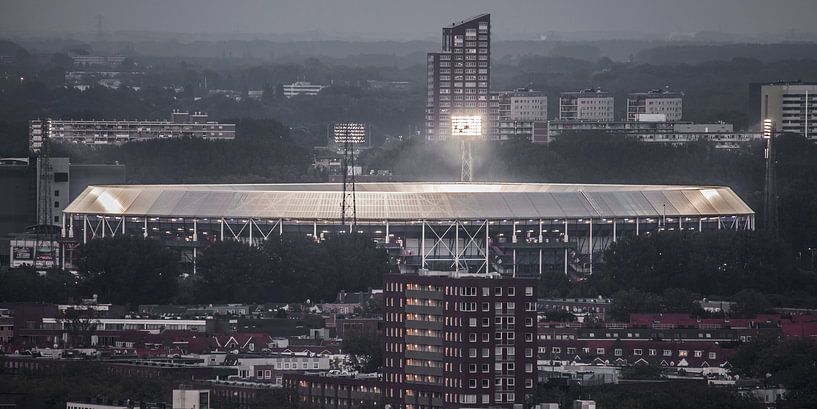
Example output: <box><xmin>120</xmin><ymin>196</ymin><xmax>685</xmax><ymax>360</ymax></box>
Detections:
<box><xmin>451</xmin><ymin>115</ymin><xmax>482</xmax><ymax>182</ymax></box>
<box><xmin>762</xmin><ymin>118</ymin><xmax>778</xmax><ymax>237</ymax></box>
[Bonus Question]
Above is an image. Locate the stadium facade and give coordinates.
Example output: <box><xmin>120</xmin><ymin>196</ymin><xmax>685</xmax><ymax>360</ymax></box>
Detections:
<box><xmin>62</xmin><ymin>183</ymin><xmax>754</xmax><ymax>276</ymax></box>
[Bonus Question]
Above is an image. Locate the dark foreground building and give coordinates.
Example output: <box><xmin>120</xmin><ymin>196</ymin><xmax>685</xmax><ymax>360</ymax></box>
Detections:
<box><xmin>384</xmin><ymin>271</ymin><xmax>537</xmax><ymax>408</ymax></box>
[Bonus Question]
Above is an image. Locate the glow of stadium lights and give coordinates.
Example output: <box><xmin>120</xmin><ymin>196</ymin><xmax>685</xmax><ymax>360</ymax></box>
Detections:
<box><xmin>451</xmin><ymin>115</ymin><xmax>482</xmax><ymax>138</ymax></box>
<box><xmin>762</xmin><ymin>119</ymin><xmax>774</xmax><ymax>139</ymax></box>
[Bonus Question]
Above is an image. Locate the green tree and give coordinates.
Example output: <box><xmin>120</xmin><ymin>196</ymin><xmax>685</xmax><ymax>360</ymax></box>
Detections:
<box><xmin>194</xmin><ymin>240</ymin><xmax>273</xmax><ymax>303</ymax></box>
<box><xmin>76</xmin><ymin>236</ymin><xmax>179</xmax><ymax>305</ymax></box>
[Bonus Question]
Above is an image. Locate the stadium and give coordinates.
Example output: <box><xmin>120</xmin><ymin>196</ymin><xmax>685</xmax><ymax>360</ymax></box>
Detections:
<box><xmin>62</xmin><ymin>182</ymin><xmax>754</xmax><ymax>276</ymax></box>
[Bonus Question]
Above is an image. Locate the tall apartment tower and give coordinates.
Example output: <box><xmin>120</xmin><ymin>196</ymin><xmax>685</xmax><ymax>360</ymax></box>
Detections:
<box><xmin>626</xmin><ymin>88</ymin><xmax>683</xmax><ymax>121</ymax></box>
<box><xmin>751</xmin><ymin>81</ymin><xmax>817</xmax><ymax>139</ymax></box>
<box><xmin>384</xmin><ymin>271</ymin><xmax>537</xmax><ymax>409</ymax></box>
<box><xmin>559</xmin><ymin>89</ymin><xmax>615</xmax><ymax>121</ymax></box>
<box><xmin>426</xmin><ymin>14</ymin><xmax>491</xmax><ymax>141</ymax></box>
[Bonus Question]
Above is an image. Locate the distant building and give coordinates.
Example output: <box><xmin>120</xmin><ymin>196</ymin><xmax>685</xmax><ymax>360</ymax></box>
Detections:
<box><xmin>559</xmin><ymin>89</ymin><xmax>615</xmax><ymax>121</ymax></box>
<box><xmin>29</xmin><ymin>111</ymin><xmax>235</xmax><ymax>153</ymax></box>
<box><xmin>544</xmin><ymin>119</ymin><xmax>761</xmax><ymax>147</ymax></box>
<box><xmin>492</xmin><ymin>89</ymin><xmax>548</xmax><ymax>141</ymax></box>
<box><xmin>384</xmin><ymin>270</ymin><xmax>538</xmax><ymax>408</ymax></box>
<box><xmin>72</xmin><ymin>56</ymin><xmax>127</xmax><ymax>67</ymax></box>
<box><xmin>282</xmin><ymin>82</ymin><xmax>327</xmax><ymax>98</ymax></box>
<box><xmin>626</xmin><ymin>88</ymin><xmax>683</xmax><ymax>121</ymax></box>
<box><xmin>426</xmin><ymin>14</ymin><xmax>492</xmax><ymax>141</ymax></box>
<box><xmin>750</xmin><ymin>81</ymin><xmax>817</xmax><ymax>138</ymax></box>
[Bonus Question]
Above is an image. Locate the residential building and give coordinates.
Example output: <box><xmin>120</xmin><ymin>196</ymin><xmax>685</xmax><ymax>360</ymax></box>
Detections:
<box><xmin>493</xmin><ymin>89</ymin><xmax>548</xmax><ymax>141</ymax></box>
<box><xmin>538</xmin><ymin>297</ymin><xmax>611</xmax><ymax>322</ymax></box>
<box><xmin>29</xmin><ymin>111</ymin><xmax>235</xmax><ymax>153</ymax></box>
<box><xmin>384</xmin><ymin>270</ymin><xmax>537</xmax><ymax>409</ymax></box>
<box><xmin>426</xmin><ymin>14</ymin><xmax>491</xmax><ymax>141</ymax></box>
<box><xmin>544</xmin><ymin>119</ymin><xmax>761</xmax><ymax>147</ymax></box>
<box><xmin>751</xmin><ymin>81</ymin><xmax>817</xmax><ymax>138</ymax></box>
<box><xmin>283</xmin><ymin>372</ymin><xmax>382</xmax><ymax>409</ymax></box>
<box><xmin>283</xmin><ymin>82</ymin><xmax>327</xmax><ymax>98</ymax></box>
<box><xmin>559</xmin><ymin>89</ymin><xmax>615</xmax><ymax>121</ymax></box>
<box><xmin>626</xmin><ymin>89</ymin><xmax>683</xmax><ymax>121</ymax></box>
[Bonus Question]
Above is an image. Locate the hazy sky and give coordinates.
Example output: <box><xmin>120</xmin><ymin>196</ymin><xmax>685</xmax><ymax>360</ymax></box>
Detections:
<box><xmin>1</xmin><ymin>0</ymin><xmax>815</xmax><ymax>40</ymax></box>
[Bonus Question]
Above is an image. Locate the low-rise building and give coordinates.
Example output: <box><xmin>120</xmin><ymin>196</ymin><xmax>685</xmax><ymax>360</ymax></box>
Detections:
<box><xmin>283</xmin><ymin>372</ymin><xmax>382</xmax><ymax>409</ymax></box>
<box><xmin>626</xmin><ymin>89</ymin><xmax>683</xmax><ymax>121</ymax></box>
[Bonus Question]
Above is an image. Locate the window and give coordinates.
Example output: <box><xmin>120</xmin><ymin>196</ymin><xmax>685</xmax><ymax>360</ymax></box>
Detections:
<box><xmin>469</xmin><ymin>379</ymin><xmax>477</xmax><ymax>388</ymax></box>
<box><xmin>507</xmin><ymin>287</ymin><xmax>515</xmax><ymax>296</ymax></box>
<box><xmin>482</xmin><ymin>287</ymin><xmax>490</xmax><ymax>296</ymax></box>
<box><xmin>525</xmin><ymin>318</ymin><xmax>534</xmax><ymax>327</ymax></box>
<box><xmin>634</xmin><ymin>349</ymin><xmax>643</xmax><ymax>356</ymax></box>
<box><xmin>54</xmin><ymin>190</ymin><xmax>60</xmax><ymax>197</ymax></box>
<box><xmin>525</xmin><ymin>378</ymin><xmax>534</xmax><ymax>388</ymax></box>
<box><xmin>614</xmin><ymin>348</ymin><xmax>623</xmax><ymax>356</ymax></box>
<box><xmin>469</xmin><ymin>364</ymin><xmax>477</xmax><ymax>373</ymax></box>
<box><xmin>567</xmin><ymin>347</ymin><xmax>576</xmax><ymax>354</ymax></box>
<box><xmin>482</xmin><ymin>318</ymin><xmax>490</xmax><ymax>327</ymax></box>
<box><xmin>663</xmin><ymin>350</ymin><xmax>672</xmax><ymax>357</ymax></box>
<box><xmin>482</xmin><ymin>363</ymin><xmax>489</xmax><ymax>373</ymax></box>
<box><xmin>694</xmin><ymin>350</ymin><xmax>703</xmax><ymax>358</ymax></box>
<box><xmin>708</xmin><ymin>352</ymin><xmax>717</xmax><ymax>360</ymax></box>
<box><xmin>525</xmin><ymin>287</ymin><xmax>534</xmax><ymax>296</ymax></box>
<box><xmin>469</xmin><ymin>333</ymin><xmax>477</xmax><ymax>342</ymax></box>
<box><xmin>678</xmin><ymin>350</ymin><xmax>688</xmax><ymax>357</ymax></box>
<box><xmin>495</xmin><ymin>287</ymin><xmax>502</xmax><ymax>296</ymax></box>
<box><xmin>469</xmin><ymin>348</ymin><xmax>477</xmax><ymax>358</ymax></box>
<box><xmin>482</xmin><ymin>302</ymin><xmax>490</xmax><ymax>311</ymax></box>
<box><xmin>552</xmin><ymin>347</ymin><xmax>561</xmax><ymax>354</ymax></box>
<box><xmin>54</xmin><ymin>172</ymin><xmax>68</xmax><ymax>182</ymax></box>
<box><xmin>469</xmin><ymin>318</ymin><xmax>477</xmax><ymax>327</ymax></box>
<box><xmin>649</xmin><ymin>349</ymin><xmax>657</xmax><ymax>356</ymax></box>
<box><xmin>54</xmin><ymin>201</ymin><xmax>59</xmax><ymax>208</ymax></box>
<box><xmin>596</xmin><ymin>348</ymin><xmax>605</xmax><ymax>355</ymax></box>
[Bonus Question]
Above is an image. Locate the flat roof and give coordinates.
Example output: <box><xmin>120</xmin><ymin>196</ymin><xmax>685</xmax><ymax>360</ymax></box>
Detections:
<box><xmin>64</xmin><ymin>182</ymin><xmax>754</xmax><ymax>221</ymax></box>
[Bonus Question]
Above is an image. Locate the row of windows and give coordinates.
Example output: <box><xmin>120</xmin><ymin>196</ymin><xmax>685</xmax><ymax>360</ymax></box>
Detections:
<box><xmin>544</xmin><ymin>346</ymin><xmax>718</xmax><ymax>359</ymax></box>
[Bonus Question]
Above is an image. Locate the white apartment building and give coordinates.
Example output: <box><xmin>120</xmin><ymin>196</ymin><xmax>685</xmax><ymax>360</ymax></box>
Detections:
<box><xmin>626</xmin><ymin>89</ymin><xmax>683</xmax><ymax>121</ymax></box>
<box><xmin>755</xmin><ymin>82</ymin><xmax>817</xmax><ymax>139</ymax></box>
<box><xmin>559</xmin><ymin>89</ymin><xmax>614</xmax><ymax>121</ymax></box>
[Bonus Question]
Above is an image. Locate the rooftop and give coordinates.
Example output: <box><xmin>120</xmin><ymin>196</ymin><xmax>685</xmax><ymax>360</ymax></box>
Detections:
<box><xmin>65</xmin><ymin>182</ymin><xmax>754</xmax><ymax>220</ymax></box>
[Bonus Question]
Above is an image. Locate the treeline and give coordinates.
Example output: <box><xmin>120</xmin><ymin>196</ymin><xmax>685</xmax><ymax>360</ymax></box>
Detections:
<box><xmin>536</xmin><ymin>230</ymin><xmax>817</xmax><ymax>318</ymax></box>
<box><xmin>0</xmin><ymin>234</ymin><xmax>394</xmax><ymax>306</ymax></box>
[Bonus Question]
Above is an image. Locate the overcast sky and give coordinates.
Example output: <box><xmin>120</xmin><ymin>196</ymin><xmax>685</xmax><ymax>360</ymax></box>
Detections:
<box><xmin>1</xmin><ymin>0</ymin><xmax>815</xmax><ymax>40</ymax></box>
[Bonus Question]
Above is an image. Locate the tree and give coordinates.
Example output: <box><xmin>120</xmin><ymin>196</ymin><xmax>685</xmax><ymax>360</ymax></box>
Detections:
<box><xmin>732</xmin><ymin>337</ymin><xmax>817</xmax><ymax>408</ymax></box>
<box><xmin>609</xmin><ymin>288</ymin><xmax>663</xmax><ymax>321</ymax></box>
<box><xmin>76</xmin><ymin>237</ymin><xmax>179</xmax><ymax>305</ymax></box>
<box><xmin>341</xmin><ymin>332</ymin><xmax>383</xmax><ymax>373</ymax></box>
<box><xmin>195</xmin><ymin>240</ymin><xmax>273</xmax><ymax>303</ymax></box>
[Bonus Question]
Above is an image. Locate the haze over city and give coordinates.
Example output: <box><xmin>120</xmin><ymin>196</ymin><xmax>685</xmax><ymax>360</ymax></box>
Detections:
<box><xmin>2</xmin><ymin>0</ymin><xmax>817</xmax><ymax>40</ymax></box>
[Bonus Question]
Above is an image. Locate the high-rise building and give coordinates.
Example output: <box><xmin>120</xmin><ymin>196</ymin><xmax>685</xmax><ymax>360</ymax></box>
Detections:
<box><xmin>559</xmin><ymin>89</ymin><xmax>614</xmax><ymax>121</ymax></box>
<box><xmin>626</xmin><ymin>88</ymin><xmax>683</xmax><ymax>121</ymax></box>
<box><xmin>426</xmin><ymin>14</ymin><xmax>491</xmax><ymax>141</ymax></box>
<box><xmin>750</xmin><ymin>81</ymin><xmax>817</xmax><ymax>139</ymax></box>
<box><xmin>384</xmin><ymin>271</ymin><xmax>537</xmax><ymax>409</ymax></box>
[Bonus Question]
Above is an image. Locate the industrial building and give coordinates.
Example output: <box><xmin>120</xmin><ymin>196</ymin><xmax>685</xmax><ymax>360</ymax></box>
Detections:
<box><xmin>61</xmin><ymin>182</ymin><xmax>754</xmax><ymax>276</ymax></box>
<box><xmin>383</xmin><ymin>270</ymin><xmax>537</xmax><ymax>408</ymax></box>
<box><xmin>426</xmin><ymin>14</ymin><xmax>492</xmax><ymax>141</ymax></box>
<box><xmin>29</xmin><ymin>111</ymin><xmax>235</xmax><ymax>153</ymax></box>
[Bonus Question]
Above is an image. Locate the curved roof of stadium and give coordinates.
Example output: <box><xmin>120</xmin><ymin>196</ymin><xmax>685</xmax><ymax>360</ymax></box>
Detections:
<box><xmin>65</xmin><ymin>183</ymin><xmax>754</xmax><ymax>221</ymax></box>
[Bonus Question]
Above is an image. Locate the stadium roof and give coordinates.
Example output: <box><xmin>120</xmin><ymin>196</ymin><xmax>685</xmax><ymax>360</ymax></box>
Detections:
<box><xmin>65</xmin><ymin>183</ymin><xmax>754</xmax><ymax>221</ymax></box>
